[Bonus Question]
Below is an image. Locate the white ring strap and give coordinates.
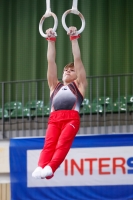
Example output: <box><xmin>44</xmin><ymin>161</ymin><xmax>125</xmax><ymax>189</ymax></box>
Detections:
<box><xmin>39</xmin><ymin>0</ymin><xmax>58</xmax><ymax>38</ymax></box>
<box><xmin>62</xmin><ymin>0</ymin><xmax>85</xmax><ymax>34</ymax></box>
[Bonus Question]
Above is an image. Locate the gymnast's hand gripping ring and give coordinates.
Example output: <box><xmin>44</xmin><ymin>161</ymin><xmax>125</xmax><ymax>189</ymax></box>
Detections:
<box><xmin>62</xmin><ymin>0</ymin><xmax>85</xmax><ymax>34</ymax></box>
<box><xmin>39</xmin><ymin>0</ymin><xmax>58</xmax><ymax>38</ymax></box>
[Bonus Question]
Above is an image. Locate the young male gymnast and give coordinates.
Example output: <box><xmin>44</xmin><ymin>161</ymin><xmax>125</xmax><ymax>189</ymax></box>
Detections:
<box><xmin>32</xmin><ymin>26</ymin><xmax>87</xmax><ymax>179</ymax></box>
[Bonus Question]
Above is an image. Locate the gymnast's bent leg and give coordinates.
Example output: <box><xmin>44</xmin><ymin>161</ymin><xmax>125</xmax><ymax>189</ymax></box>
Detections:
<box><xmin>47</xmin><ymin>119</ymin><xmax>80</xmax><ymax>174</ymax></box>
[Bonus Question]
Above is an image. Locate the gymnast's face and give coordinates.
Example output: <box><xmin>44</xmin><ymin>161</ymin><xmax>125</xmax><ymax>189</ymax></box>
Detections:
<box><xmin>62</xmin><ymin>67</ymin><xmax>77</xmax><ymax>84</ymax></box>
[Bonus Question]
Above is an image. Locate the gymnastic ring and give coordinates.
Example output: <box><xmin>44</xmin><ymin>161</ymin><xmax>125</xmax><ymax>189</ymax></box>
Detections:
<box><xmin>39</xmin><ymin>12</ymin><xmax>58</xmax><ymax>38</ymax></box>
<box><xmin>62</xmin><ymin>9</ymin><xmax>85</xmax><ymax>34</ymax></box>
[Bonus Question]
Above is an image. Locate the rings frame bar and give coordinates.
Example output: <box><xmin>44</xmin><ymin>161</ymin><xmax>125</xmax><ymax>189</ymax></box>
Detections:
<box><xmin>39</xmin><ymin>0</ymin><xmax>58</xmax><ymax>38</ymax></box>
<box><xmin>62</xmin><ymin>0</ymin><xmax>85</xmax><ymax>34</ymax></box>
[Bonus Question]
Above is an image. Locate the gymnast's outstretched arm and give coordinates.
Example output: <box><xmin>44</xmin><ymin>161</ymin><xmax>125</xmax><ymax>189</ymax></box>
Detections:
<box><xmin>68</xmin><ymin>27</ymin><xmax>88</xmax><ymax>97</ymax></box>
<box><xmin>46</xmin><ymin>29</ymin><xmax>59</xmax><ymax>95</ymax></box>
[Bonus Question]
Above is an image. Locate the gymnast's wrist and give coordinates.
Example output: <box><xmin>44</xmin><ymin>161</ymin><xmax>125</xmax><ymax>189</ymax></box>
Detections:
<box><xmin>46</xmin><ymin>37</ymin><xmax>56</xmax><ymax>42</ymax></box>
<box><xmin>70</xmin><ymin>34</ymin><xmax>80</xmax><ymax>41</ymax></box>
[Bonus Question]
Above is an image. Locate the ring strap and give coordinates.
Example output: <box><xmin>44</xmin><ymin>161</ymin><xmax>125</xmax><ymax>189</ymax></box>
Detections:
<box><xmin>70</xmin><ymin>34</ymin><xmax>80</xmax><ymax>41</ymax></box>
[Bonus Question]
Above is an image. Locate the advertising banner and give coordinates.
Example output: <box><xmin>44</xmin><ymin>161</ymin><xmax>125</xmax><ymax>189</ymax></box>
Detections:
<box><xmin>10</xmin><ymin>134</ymin><xmax>133</xmax><ymax>200</ymax></box>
